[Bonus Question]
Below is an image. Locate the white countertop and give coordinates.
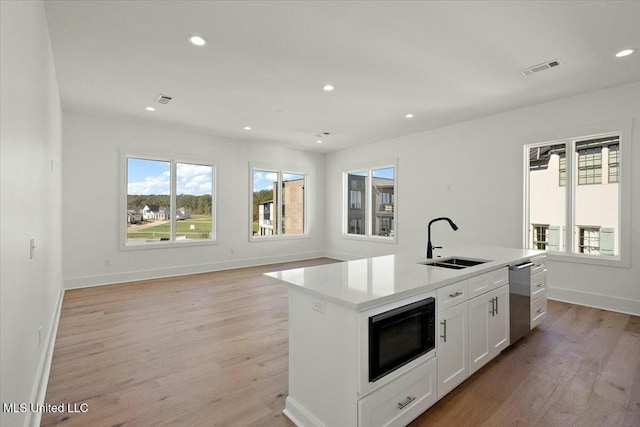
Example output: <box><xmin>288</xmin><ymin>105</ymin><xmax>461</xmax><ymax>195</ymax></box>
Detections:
<box><xmin>265</xmin><ymin>246</ymin><xmax>546</xmax><ymax>311</ymax></box>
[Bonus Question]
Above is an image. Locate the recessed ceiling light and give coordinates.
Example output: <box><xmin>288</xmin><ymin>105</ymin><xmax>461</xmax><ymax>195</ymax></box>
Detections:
<box><xmin>188</xmin><ymin>35</ymin><xmax>207</xmax><ymax>46</ymax></box>
<box><xmin>615</xmin><ymin>48</ymin><xmax>634</xmax><ymax>58</ymax></box>
<box><xmin>405</xmin><ymin>113</ymin><xmax>414</xmax><ymax>119</ymax></box>
<box><xmin>145</xmin><ymin>106</ymin><xmax>156</xmax><ymax>112</ymax></box>
<box><xmin>243</xmin><ymin>126</ymin><xmax>252</xmax><ymax>131</ymax></box>
<box><xmin>316</xmin><ymin>140</ymin><xmax>322</xmax><ymax>144</ymax></box>
<box><xmin>323</xmin><ymin>84</ymin><xmax>334</xmax><ymax>91</ymax></box>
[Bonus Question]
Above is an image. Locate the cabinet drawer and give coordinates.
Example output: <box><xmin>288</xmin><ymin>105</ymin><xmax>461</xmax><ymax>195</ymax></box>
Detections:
<box><xmin>437</xmin><ymin>280</ymin><xmax>468</xmax><ymax>311</ymax></box>
<box><xmin>530</xmin><ymin>271</ymin><xmax>547</xmax><ymax>300</ymax></box>
<box><xmin>531</xmin><ymin>255</ymin><xmax>546</xmax><ymax>276</ymax></box>
<box><xmin>530</xmin><ymin>297</ymin><xmax>547</xmax><ymax>329</ymax></box>
<box><xmin>358</xmin><ymin>357</ymin><xmax>437</xmax><ymax>427</ymax></box>
<box><xmin>468</xmin><ymin>268</ymin><xmax>508</xmax><ymax>299</ymax></box>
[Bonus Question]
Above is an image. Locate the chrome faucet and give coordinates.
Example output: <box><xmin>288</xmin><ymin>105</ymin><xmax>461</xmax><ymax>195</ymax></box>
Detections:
<box><xmin>427</xmin><ymin>217</ymin><xmax>459</xmax><ymax>258</ymax></box>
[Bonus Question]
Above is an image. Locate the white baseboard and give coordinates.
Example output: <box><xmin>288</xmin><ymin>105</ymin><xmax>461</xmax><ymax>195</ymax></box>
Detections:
<box><xmin>64</xmin><ymin>251</ymin><xmax>329</xmax><ymax>289</ymax></box>
<box><xmin>322</xmin><ymin>251</ymin><xmax>359</xmax><ymax>262</ymax></box>
<box><xmin>283</xmin><ymin>396</ymin><xmax>326</xmax><ymax>427</ymax></box>
<box><xmin>26</xmin><ymin>288</ymin><xmax>64</xmax><ymax>427</ymax></box>
<box><xmin>548</xmin><ymin>286</ymin><xmax>640</xmax><ymax>316</ymax></box>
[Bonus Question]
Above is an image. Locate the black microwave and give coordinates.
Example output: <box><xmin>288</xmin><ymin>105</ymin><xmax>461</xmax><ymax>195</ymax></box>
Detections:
<box><xmin>369</xmin><ymin>297</ymin><xmax>435</xmax><ymax>382</ymax></box>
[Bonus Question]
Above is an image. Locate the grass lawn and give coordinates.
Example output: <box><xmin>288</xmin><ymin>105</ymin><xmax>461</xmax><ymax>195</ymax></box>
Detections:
<box><xmin>128</xmin><ymin>215</ymin><xmax>212</xmax><ymax>240</ymax></box>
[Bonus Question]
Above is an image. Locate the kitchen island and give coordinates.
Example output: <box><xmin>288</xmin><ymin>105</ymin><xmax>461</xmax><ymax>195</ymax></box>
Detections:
<box><xmin>266</xmin><ymin>246</ymin><xmax>547</xmax><ymax>427</ymax></box>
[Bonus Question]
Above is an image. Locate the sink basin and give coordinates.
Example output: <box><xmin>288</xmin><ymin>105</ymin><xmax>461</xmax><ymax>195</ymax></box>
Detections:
<box><xmin>419</xmin><ymin>257</ymin><xmax>489</xmax><ymax>269</ymax></box>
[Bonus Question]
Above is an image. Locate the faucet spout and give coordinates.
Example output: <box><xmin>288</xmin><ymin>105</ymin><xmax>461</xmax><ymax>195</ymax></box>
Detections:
<box><xmin>427</xmin><ymin>217</ymin><xmax>459</xmax><ymax>258</ymax></box>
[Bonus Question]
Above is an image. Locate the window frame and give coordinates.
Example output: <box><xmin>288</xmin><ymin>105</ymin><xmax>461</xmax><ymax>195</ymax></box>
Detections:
<box><xmin>522</xmin><ymin>120</ymin><xmax>631</xmax><ymax>268</ymax></box>
<box><xmin>342</xmin><ymin>159</ymin><xmax>398</xmax><ymax>243</ymax></box>
<box><xmin>249</xmin><ymin>163</ymin><xmax>309</xmax><ymax>242</ymax></box>
<box><xmin>120</xmin><ymin>148</ymin><xmax>218</xmax><ymax>251</ymax></box>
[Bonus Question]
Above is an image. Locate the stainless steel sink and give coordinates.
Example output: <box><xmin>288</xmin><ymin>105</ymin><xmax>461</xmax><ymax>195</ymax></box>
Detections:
<box><xmin>419</xmin><ymin>257</ymin><xmax>489</xmax><ymax>269</ymax></box>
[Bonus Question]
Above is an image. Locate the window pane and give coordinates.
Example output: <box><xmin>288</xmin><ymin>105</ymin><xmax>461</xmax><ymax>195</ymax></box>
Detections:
<box><xmin>576</xmin><ymin>143</ymin><xmax>602</xmax><ymax>185</ymax></box>
<box><xmin>347</xmin><ymin>171</ymin><xmax>367</xmax><ymax>235</ymax></box>
<box><xmin>608</xmin><ymin>144</ymin><xmax>619</xmax><ymax>183</ymax></box>
<box><xmin>578</xmin><ymin>227</ymin><xmax>600</xmax><ymax>254</ymax></box>
<box><xmin>372</xmin><ymin>167</ymin><xmax>394</xmax><ymax>237</ymax></box>
<box><xmin>574</xmin><ymin>138</ymin><xmax>619</xmax><ymax>256</ymax></box>
<box><xmin>127</xmin><ymin>158</ymin><xmax>170</xmax><ymax>244</ymax></box>
<box><xmin>282</xmin><ymin>173</ymin><xmax>305</xmax><ymax>235</ymax></box>
<box><xmin>528</xmin><ymin>144</ymin><xmax>565</xmax><ymax>252</ymax></box>
<box><xmin>253</xmin><ymin>170</ymin><xmax>278</xmax><ymax>237</ymax></box>
<box><xmin>176</xmin><ymin>163</ymin><xmax>213</xmax><ymax>240</ymax></box>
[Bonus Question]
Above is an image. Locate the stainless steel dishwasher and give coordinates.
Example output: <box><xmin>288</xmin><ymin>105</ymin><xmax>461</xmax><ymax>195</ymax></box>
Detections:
<box><xmin>509</xmin><ymin>261</ymin><xmax>535</xmax><ymax>344</ymax></box>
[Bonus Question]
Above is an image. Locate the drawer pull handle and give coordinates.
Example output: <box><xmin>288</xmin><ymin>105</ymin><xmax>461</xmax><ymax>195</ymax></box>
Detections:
<box><xmin>440</xmin><ymin>320</ymin><xmax>447</xmax><ymax>343</ymax></box>
<box><xmin>537</xmin><ymin>308</ymin><xmax>545</xmax><ymax>314</ymax></box>
<box><xmin>537</xmin><ymin>283</ymin><xmax>545</xmax><ymax>288</ymax></box>
<box><xmin>398</xmin><ymin>396</ymin><xmax>416</xmax><ymax>410</ymax></box>
<box><xmin>449</xmin><ymin>291</ymin><xmax>463</xmax><ymax>298</ymax></box>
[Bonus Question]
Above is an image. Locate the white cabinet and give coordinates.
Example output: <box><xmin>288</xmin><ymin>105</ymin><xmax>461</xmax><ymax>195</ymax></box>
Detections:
<box><xmin>437</xmin><ymin>301</ymin><xmax>468</xmax><ymax>398</ymax></box>
<box><xmin>468</xmin><ymin>281</ymin><xmax>509</xmax><ymax>375</ymax></box>
<box><xmin>359</xmin><ymin>357</ymin><xmax>437</xmax><ymax>427</ymax></box>
<box><xmin>530</xmin><ymin>255</ymin><xmax>547</xmax><ymax>327</ymax></box>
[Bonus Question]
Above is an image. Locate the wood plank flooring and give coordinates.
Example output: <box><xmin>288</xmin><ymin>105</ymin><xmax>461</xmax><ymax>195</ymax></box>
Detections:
<box><xmin>42</xmin><ymin>259</ymin><xmax>640</xmax><ymax>427</ymax></box>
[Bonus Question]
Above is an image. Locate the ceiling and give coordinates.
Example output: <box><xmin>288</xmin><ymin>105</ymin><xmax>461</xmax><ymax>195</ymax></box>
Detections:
<box><xmin>43</xmin><ymin>1</ymin><xmax>640</xmax><ymax>153</ymax></box>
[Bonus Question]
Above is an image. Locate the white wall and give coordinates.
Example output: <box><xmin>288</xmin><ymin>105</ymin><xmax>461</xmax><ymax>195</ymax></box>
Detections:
<box><xmin>0</xmin><ymin>1</ymin><xmax>63</xmax><ymax>426</ymax></box>
<box><xmin>325</xmin><ymin>82</ymin><xmax>640</xmax><ymax>315</ymax></box>
<box><xmin>62</xmin><ymin>113</ymin><xmax>326</xmax><ymax>288</ymax></box>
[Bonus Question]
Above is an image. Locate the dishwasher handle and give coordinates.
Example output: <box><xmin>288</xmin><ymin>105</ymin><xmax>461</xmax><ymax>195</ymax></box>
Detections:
<box><xmin>509</xmin><ymin>261</ymin><xmax>534</xmax><ymax>271</ymax></box>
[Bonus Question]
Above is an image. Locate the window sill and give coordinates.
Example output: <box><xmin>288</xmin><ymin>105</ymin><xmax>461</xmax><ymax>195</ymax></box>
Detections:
<box><xmin>546</xmin><ymin>252</ymin><xmax>629</xmax><ymax>268</ymax></box>
<box><xmin>341</xmin><ymin>233</ymin><xmax>397</xmax><ymax>244</ymax></box>
<box><xmin>249</xmin><ymin>234</ymin><xmax>310</xmax><ymax>242</ymax></box>
<box><xmin>121</xmin><ymin>239</ymin><xmax>218</xmax><ymax>251</ymax></box>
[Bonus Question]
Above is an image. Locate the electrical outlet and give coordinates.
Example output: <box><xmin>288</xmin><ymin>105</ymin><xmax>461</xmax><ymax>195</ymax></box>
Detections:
<box><xmin>312</xmin><ymin>299</ymin><xmax>326</xmax><ymax>314</ymax></box>
<box><xmin>38</xmin><ymin>327</ymin><xmax>42</xmax><ymax>347</ymax></box>
<box><xmin>30</xmin><ymin>238</ymin><xmax>36</xmax><ymax>260</ymax></box>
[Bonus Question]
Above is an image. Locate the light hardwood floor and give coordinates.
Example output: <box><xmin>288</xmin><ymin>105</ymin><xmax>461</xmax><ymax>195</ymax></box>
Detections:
<box><xmin>42</xmin><ymin>259</ymin><xmax>639</xmax><ymax>427</ymax></box>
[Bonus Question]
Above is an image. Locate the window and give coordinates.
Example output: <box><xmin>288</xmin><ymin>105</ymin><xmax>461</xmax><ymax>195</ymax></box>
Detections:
<box><xmin>558</xmin><ymin>153</ymin><xmax>566</xmax><ymax>187</ymax></box>
<box><xmin>576</xmin><ymin>142</ymin><xmax>602</xmax><ymax>185</ymax></box>
<box><xmin>532</xmin><ymin>224</ymin><xmax>549</xmax><ymax>250</ymax></box>
<box><xmin>578</xmin><ymin>227</ymin><xmax>600</xmax><ymax>254</ymax></box>
<box><xmin>608</xmin><ymin>144</ymin><xmax>619</xmax><ymax>183</ymax></box>
<box><xmin>125</xmin><ymin>156</ymin><xmax>215</xmax><ymax>247</ymax></box>
<box><xmin>525</xmin><ymin>134</ymin><xmax>621</xmax><ymax>259</ymax></box>
<box><xmin>344</xmin><ymin>163</ymin><xmax>396</xmax><ymax>240</ymax></box>
<box><xmin>251</xmin><ymin>167</ymin><xmax>306</xmax><ymax>239</ymax></box>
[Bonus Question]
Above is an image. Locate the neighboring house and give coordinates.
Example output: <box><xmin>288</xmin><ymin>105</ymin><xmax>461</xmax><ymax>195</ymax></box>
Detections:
<box><xmin>176</xmin><ymin>207</ymin><xmax>191</xmax><ymax>220</ymax></box>
<box><xmin>282</xmin><ymin>178</ymin><xmax>305</xmax><ymax>235</ymax></box>
<box><xmin>256</xmin><ymin>179</ymin><xmax>305</xmax><ymax>236</ymax></box>
<box><xmin>127</xmin><ymin>210</ymin><xmax>142</xmax><ymax>224</ymax></box>
<box><xmin>258</xmin><ymin>201</ymin><xmax>274</xmax><ymax>236</ymax></box>
<box><xmin>347</xmin><ymin>174</ymin><xmax>394</xmax><ymax>237</ymax></box>
<box><xmin>528</xmin><ymin>137</ymin><xmax>619</xmax><ymax>255</ymax></box>
<box><xmin>142</xmin><ymin>205</ymin><xmax>168</xmax><ymax>220</ymax></box>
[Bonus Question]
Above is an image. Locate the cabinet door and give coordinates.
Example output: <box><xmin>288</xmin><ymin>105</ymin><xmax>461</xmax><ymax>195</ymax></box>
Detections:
<box><xmin>437</xmin><ymin>303</ymin><xmax>468</xmax><ymax>398</ymax></box>
<box><xmin>488</xmin><ymin>285</ymin><xmax>510</xmax><ymax>355</ymax></box>
<box><xmin>468</xmin><ymin>293</ymin><xmax>491</xmax><ymax>375</ymax></box>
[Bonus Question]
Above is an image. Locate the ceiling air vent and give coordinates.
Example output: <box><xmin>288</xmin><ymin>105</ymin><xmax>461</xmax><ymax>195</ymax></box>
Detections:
<box><xmin>156</xmin><ymin>94</ymin><xmax>173</xmax><ymax>104</ymax></box>
<box><xmin>520</xmin><ymin>59</ymin><xmax>560</xmax><ymax>76</ymax></box>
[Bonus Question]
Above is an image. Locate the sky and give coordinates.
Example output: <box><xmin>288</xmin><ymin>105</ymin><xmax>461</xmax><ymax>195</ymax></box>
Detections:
<box><xmin>128</xmin><ymin>159</ymin><xmax>391</xmax><ymax>194</ymax></box>
<box><xmin>253</xmin><ymin>170</ymin><xmax>305</xmax><ymax>191</ymax></box>
<box><xmin>127</xmin><ymin>158</ymin><xmax>212</xmax><ymax>195</ymax></box>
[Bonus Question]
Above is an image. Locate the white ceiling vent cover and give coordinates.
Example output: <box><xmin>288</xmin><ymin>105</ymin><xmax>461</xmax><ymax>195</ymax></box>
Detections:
<box><xmin>156</xmin><ymin>94</ymin><xmax>173</xmax><ymax>104</ymax></box>
<box><xmin>521</xmin><ymin>59</ymin><xmax>560</xmax><ymax>76</ymax></box>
